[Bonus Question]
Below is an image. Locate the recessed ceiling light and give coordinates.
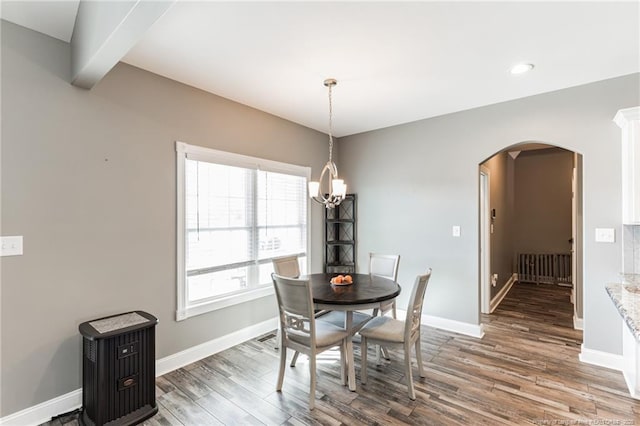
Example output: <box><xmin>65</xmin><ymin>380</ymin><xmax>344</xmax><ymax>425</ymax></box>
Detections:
<box><xmin>510</xmin><ymin>63</ymin><xmax>535</xmax><ymax>75</ymax></box>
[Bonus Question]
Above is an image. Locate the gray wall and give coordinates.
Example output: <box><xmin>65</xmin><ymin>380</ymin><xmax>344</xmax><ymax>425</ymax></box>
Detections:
<box><xmin>481</xmin><ymin>152</ymin><xmax>516</xmax><ymax>298</ymax></box>
<box><xmin>0</xmin><ymin>21</ymin><xmax>330</xmax><ymax>416</ymax></box>
<box><xmin>339</xmin><ymin>73</ymin><xmax>639</xmax><ymax>352</ymax></box>
<box><xmin>513</xmin><ymin>148</ymin><xmax>573</xmax><ymax>254</ymax></box>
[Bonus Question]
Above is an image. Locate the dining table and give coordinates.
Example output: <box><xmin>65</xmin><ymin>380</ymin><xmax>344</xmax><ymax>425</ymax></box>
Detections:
<box><xmin>301</xmin><ymin>272</ymin><xmax>401</xmax><ymax>391</ymax></box>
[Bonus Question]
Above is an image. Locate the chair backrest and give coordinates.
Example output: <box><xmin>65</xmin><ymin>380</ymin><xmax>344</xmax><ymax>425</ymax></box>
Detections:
<box><xmin>369</xmin><ymin>253</ymin><xmax>400</xmax><ymax>281</ymax></box>
<box><xmin>271</xmin><ymin>273</ymin><xmax>315</xmax><ymax>343</ymax></box>
<box><xmin>403</xmin><ymin>269</ymin><xmax>433</xmax><ymax>341</ymax></box>
<box><xmin>272</xmin><ymin>255</ymin><xmax>300</xmax><ymax>278</ymax></box>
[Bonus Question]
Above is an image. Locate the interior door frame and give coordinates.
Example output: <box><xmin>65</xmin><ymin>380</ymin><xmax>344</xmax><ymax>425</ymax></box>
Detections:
<box><xmin>572</xmin><ymin>153</ymin><xmax>584</xmax><ymax>330</ymax></box>
<box><xmin>480</xmin><ymin>165</ymin><xmax>491</xmax><ymax>314</ymax></box>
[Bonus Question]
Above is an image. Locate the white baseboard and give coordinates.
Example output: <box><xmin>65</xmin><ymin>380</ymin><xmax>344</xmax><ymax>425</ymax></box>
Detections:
<box><xmin>579</xmin><ymin>344</ymin><xmax>623</xmax><ymax>371</ymax></box>
<box><xmin>0</xmin><ymin>317</ymin><xmax>278</xmax><ymax>426</ymax></box>
<box><xmin>573</xmin><ymin>315</ymin><xmax>584</xmax><ymax>330</ymax></box>
<box><xmin>397</xmin><ymin>309</ymin><xmax>485</xmax><ymax>338</ymax></box>
<box><xmin>156</xmin><ymin>316</ymin><xmax>278</xmax><ymax>375</ymax></box>
<box><xmin>0</xmin><ymin>389</ymin><xmax>82</xmax><ymax>426</ymax></box>
<box><xmin>490</xmin><ymin>273</ymin><xmax>517</xmax><ymax>313</ymax></box>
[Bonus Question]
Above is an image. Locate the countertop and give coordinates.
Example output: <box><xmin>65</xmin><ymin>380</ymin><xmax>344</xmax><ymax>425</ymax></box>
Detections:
<box><xmin>606</xmin><ymin>282</ymin><xmax>640</xmax><ymax>340</ymax></box>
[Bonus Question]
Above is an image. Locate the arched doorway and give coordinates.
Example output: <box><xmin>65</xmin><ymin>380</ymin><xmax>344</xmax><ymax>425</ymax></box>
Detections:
<box><xmin>479</xmin><ymin>142</ymin><xmax>584</xmax><ymax>329</ymax></box>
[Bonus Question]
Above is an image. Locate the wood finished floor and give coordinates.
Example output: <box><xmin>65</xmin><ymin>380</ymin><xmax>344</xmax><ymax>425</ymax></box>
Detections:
<box><xmin>45</xmin><ymin>283</ymin><xmax>640</xmax><ymax>425</ymax></box>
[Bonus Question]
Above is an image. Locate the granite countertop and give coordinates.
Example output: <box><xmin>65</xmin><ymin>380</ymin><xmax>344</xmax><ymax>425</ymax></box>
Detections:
<box><xmin>606</xmin><ymin>282</ymin><xmax>640</xmax><ymax>340</ymax></box>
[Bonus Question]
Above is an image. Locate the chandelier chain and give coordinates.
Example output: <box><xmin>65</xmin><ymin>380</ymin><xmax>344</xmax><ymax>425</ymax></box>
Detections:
<box><xmin>328</xmin><ymin>82</ymin><xmax>334</xmax><ymax>164</ymax></box>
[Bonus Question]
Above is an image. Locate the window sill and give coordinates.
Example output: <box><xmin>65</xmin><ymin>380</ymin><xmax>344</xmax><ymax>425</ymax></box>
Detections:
<box><xmin>176</xmin><ymin>286</ymin><xmax>274</xmax><ymax>321</ymax></box>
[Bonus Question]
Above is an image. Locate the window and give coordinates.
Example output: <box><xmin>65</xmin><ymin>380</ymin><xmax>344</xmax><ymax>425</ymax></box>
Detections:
<box><xmin>176</xmin><ymin>142</ymin><xmax>310</xmax><ymax>320</ymax></box>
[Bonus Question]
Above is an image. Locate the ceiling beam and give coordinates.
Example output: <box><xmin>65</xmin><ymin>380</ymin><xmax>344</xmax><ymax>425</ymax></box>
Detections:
<box><xmin>71</xmin><ymin>0</ymin><xmax>175</xmax><ymax>89</ymax></box>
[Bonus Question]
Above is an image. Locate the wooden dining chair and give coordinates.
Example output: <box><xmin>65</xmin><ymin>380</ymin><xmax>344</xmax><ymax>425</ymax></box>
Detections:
<box><xmin>369</xmin><ymin>253</ymin><xmax>401</xmax><ymax>361</ymax></box>
<box><xmin>271</xmin><ymin>273</ymin><xmax>348</xmax><ymax>410</ymax></box>
<box><xmin>369</xmin><ymin>253</ymin><xmax>400</xmax><ymax>318</ymax></box>
<box><xmin>272</xmin><ymin>255</ymin><xmax>331</xmax><ymax>362</ymax></box>
<box><xmin>272</xmin><ymin>255</ymin><xmax>301</xmax><ymax>278</ymax></box>
<box><xmin>359</xmin><ymin>269</ymin><xmax>432</xmax><ymax>400</ymax></box>
<box><xmin>271</xmin><ymin>255</ymin><xmax>300</xmax><ymax>351</ymax></box>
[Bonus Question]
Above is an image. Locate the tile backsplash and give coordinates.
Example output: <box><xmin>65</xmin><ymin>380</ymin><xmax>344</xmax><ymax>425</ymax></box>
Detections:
<box><xmin>623</xmin><ymin>225</ymin><xmax>640</xmax><ymax>274</ymax></box>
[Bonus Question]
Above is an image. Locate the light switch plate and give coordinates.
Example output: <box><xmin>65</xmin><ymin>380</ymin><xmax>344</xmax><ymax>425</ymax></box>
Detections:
<box><xmin>595</xmin><ymin>228</ymin><xmax>615</xmax><ymax>243</ymax></box>
<box><xmin>452</xmin><ymin>226</ymin><xmax>461</xmax><ymax>237</ymax></box>
<box><xmin>1</xmin><ymin>236</ymin><xmax>23</xmax><ymax>256</ymax></box>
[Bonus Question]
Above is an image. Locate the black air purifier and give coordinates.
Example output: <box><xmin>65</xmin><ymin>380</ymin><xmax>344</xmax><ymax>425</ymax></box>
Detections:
<box><xmin>79</xmin><ymin>311</ymin><xmax>158</xmax><ymax>426</ymax></box>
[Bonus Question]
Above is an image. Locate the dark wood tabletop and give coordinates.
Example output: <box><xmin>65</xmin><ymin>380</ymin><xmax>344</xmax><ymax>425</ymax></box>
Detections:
<box><xmin>302</xmin><ymin>273</ymin><xmax>401</xmax><ymax>306</ymax></box>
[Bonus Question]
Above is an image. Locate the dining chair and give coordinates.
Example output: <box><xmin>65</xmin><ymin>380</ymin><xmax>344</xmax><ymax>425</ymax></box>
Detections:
<box><xmin>370</xmin><ymin>253</ymin><xmax>400</xmax><ymax>318</ymax></box>
<box><xmin>271</xmin><ymin>273</ymin><xmax>349</xmax><ymax>410</ymax></box>
<box><xmin>271</xmin><ymin>255</ymin><xmax>331</xmax><ymax>362</ymax></box>
<box><xmin>272</xmin><ymin>255</ymin><xmax>301</xmax><ymax>278</ymax></box>
<box><xmin>271</xmin><ymin>255</ymin><xmax>301</xmax><ymax>352</ymax></box>
<box><xmin>369</xmin><ymin>253</ymin><xmax>401</xmax><ymax>361</ymax></box>
<box><xmin>358</xmin><ymin>269</ymin><xmax>432</xmax><ymax>400</ymax></box>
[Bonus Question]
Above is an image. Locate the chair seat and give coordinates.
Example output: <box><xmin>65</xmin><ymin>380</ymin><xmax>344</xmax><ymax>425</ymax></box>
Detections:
<box><xmin>288</xmin><ymin>320</ymin><xmax>348</xmax><ymax>348</ymax></box>
<box><xmin>359</xmin><ymin>316</ymin><xmax>405</xmax><ymax>343</ymax></box>
<box><xmin>318</xmin><ymin>311</ymin><xmax>373</xmax><ymax>333</ymax></box>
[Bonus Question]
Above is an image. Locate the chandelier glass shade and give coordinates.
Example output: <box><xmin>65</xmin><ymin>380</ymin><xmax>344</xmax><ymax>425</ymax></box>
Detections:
<box><xmin>308</xmin><ymin>78</ymin><xmax>347</xmax><ymax>209</ymax></box>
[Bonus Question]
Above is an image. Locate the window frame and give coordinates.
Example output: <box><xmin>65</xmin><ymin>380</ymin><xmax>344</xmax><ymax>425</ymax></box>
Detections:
<box><xmin>176</xmin><ymin>141</ymin><xmax>311</xmax><ymax>321</ymax></box>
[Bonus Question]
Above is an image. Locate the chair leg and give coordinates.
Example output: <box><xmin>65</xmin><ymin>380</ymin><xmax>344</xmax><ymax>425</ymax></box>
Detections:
<box><xmin>309</xmin><ymin>353</ymin><xmax>317</xmax><ymax>410</ymax></box>
<box><xmin>346</xmin><ymin>337</ymin><xmax>356</xmax><ymax>391</ymax></box>
<box><xmin>274</xmin><ymin>328</ymin><xmax>280</xmax><ymax>350</ymax></box>
<box><xmin>404</xmin><ymin>342</ymin><xmax>415</xmax><ymax>400</ymax></box>
<box><xmin>381</xmin><ymin>345</ymin><xmax>391</xmax><ymax>361</ymax></box>
<box><xmin>290</xmin><ymin>351</ymin><xmax>300</xmax><ymax>367</ymax></box>
<box><xmin>391</xmin><ymin>301</ymin><xmax>397</xmax><ymax>319</ymax></box>
<box><xmin>340</xmin><ymin>341</ymin><xmax>347</xmax><ymax>386</ymax></box>
<box><xmin>415</xmin><ymin>337</ymin><xmax>425</xmax><ymax>378</ymax></box>
<box><xmin>375</xmin><ymin>344</ymin><xmax>381</xmax><ymax>365</ymax></box>
<box><xmin>277</xmin><ymin>346</ymin><xmax>286</xmax><ymax>391</ymax></box>
<box><xmin>360</xmin><ymin>337</ymin><xmax>368</xmax><ymax>384</ymax></box>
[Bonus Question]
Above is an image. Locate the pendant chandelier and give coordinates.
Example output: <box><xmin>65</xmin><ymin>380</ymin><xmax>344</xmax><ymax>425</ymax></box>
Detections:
<box><xmin>308</xmin><ymin>78</ymin><xmax>347</xmax><ymax>209</ymax></box>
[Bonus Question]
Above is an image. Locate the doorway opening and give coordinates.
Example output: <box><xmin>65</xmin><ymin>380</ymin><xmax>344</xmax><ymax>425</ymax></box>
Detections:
<box><xmin>479</xmin><ymin>143</ymin><xmax>583</xmax><ymax>329</ymax></box>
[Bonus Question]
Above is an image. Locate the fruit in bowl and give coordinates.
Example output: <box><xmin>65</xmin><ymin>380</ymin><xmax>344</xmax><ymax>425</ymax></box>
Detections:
<box><xmin>331</xmin><ymin>274</ymin><xmax>353</xmax><ymax>285</ymax></box>
<box><xmin>331</xmin><ymin>275</ymin><xmax>344</xmax><ymax>284</ymax></box>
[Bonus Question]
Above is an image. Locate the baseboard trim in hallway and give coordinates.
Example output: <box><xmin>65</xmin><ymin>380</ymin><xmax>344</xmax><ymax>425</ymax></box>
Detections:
<box><xmin>490</xmin><ymin>273</ymin><xmax>517</xmax><ymax>313</ymax></box>
<box><xmin>573</xmin><ymin>314</ymin><xmax>583</xmax><ymax>330</ymax></box>
<box><xmin>579</xmin><ymin>343</ymin><xmax>623</xmax><ymax>372</ymax></box>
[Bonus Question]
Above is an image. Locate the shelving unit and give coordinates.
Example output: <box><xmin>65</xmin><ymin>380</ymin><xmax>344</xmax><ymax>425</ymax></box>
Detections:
<box><xmin>324</xmin><ymin>194</ymin><xmax>357</xmax><ymax>274</ymax></box>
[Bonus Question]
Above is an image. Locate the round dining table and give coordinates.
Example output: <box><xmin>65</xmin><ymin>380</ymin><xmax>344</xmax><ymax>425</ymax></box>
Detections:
<box><xmin>301</xmin><ymin>272</ymin><xmax>401</xmax><ymax>391</ymax></box>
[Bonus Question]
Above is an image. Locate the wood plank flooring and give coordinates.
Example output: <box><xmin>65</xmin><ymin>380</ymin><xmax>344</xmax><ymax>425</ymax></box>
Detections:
<box><xmin>43</xmin><ymin>283</ymin><xmax>640</xmax><ymax>425</ymax></box>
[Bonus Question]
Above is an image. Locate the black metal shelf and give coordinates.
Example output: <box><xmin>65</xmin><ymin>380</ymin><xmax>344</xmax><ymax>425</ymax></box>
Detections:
<box><xmin>326</xmin><ymin>262</ymin><xmax>355</xmax><ymax>267</ymax></box>
<box><xmin>327</xmin><ymin>240</ymin><xmax>355</xmax><ymax>246</ymax></box>
<box><xmin>324</xmin><ymin>194</ymin><xmax>356</xmax><ymax>274</ymax></box>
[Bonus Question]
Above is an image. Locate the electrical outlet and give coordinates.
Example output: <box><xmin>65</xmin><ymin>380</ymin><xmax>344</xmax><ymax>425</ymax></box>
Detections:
<box><xmin>452</xmin><ymin>226</ymin><xmax>461</xmax><ymax>237</ymax></box>
<box><xmin>1</xmin><ymin>236</ymin><xmax>23</xmax><ymax>256</ymax></box>
<box><xmin>595</xmin><ymin>228</ymin><xmax>615</xmax><ymax>243</ymax></box>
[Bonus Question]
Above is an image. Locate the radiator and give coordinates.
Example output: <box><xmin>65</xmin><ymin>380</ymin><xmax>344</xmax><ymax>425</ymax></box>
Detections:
<box><xmin>517</xmin><ymin>253</ymin><xmax>572</xmax><ymax>286</ymax></box>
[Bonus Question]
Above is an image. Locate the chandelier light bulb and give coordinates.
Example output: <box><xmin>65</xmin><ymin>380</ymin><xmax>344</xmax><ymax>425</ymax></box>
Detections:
<box><xmin>308</xmin><ymin>181</ymin><xmax>320</xmax><ymax>198</ymax></box>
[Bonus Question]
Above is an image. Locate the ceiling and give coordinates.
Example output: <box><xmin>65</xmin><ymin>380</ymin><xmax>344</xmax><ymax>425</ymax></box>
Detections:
<box><xmin>2</xmin><ymin>1</ymin><xmax>639</xmax><ymax>137</ymax></box>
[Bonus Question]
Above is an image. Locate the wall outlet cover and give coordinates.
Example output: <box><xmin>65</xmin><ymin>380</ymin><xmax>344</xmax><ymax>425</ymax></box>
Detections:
<box><xmin>595</xmin><ymin>228</ymin><xmax>615</xmax><ymax>243</ymax></box>
<box><xmin>1</xmin><ymin>236</ymin><xmax>23</xmax><ymax>256</ymax></box>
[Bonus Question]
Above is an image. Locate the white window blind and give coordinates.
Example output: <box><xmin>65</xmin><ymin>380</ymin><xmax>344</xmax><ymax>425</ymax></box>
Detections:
<box><xmin>176</xmin><ymin>142</ymin><xmax>310</xmax><ymax>320</ymax></box>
